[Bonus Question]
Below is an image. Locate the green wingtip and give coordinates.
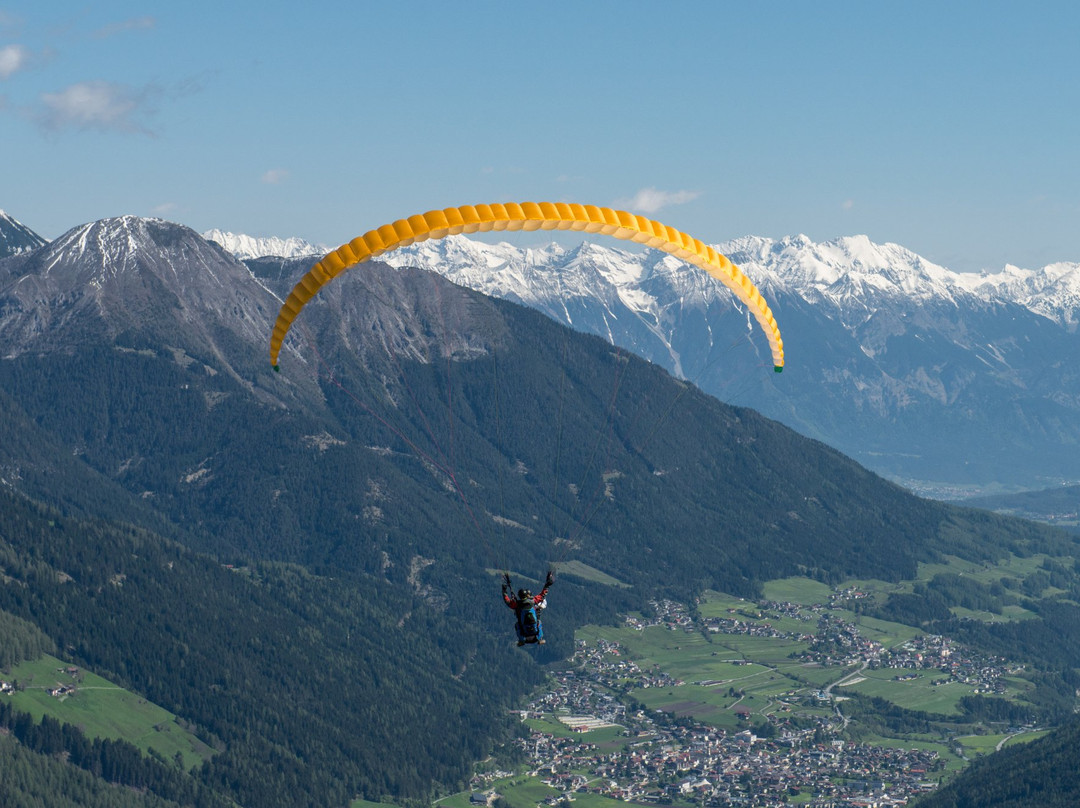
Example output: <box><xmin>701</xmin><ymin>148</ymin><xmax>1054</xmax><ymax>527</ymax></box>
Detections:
<box><xmin>272</xmin><ymin>365</ymin><xmax>280</xmax><ymax>373</ymax></box>
<box><xmin>774</xmin><ymin>366</ymin><xmax>783</xmax><ymax>373</ymax></box>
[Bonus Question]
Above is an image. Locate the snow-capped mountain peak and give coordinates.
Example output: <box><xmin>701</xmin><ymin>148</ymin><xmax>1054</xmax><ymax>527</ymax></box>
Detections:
<box><xmin>204</xmin><ymin>229</ymin><xmax>329</xmax><ymax>260</ymax></box>
<box><xmin>0</xmin><ymin>217</ymin><xmax>277</xmax><ymax>366</ymax></box>
<box><xmin>718</xmin><ymin>234</ymin><xmax>966</xmax><ymax>306</ymax></box>
<box><xmin>44</xmin><ymin>215</ymin><xmax>159</xmax><ymax>279</ymax></box>
<box><xmin>0</xmin><ymin>208</ymin><xmax>49</xmax><ymax>257</ymax></box>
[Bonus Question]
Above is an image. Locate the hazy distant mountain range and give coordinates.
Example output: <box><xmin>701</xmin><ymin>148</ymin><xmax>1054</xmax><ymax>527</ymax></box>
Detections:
<box><xmin>202</xmin><ymin>228</ymin><xmax>328</xmax><ymax>261</ymax></box>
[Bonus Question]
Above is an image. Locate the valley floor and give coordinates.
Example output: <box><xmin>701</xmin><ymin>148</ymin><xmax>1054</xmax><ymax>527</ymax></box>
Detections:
<box><xmin>455</xmin><ymin>580</ymin><xmax>1049</xmax><ymax>808</ymax></box>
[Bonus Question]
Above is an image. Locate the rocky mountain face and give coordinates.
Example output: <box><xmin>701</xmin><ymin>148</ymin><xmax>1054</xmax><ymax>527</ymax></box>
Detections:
<box><xmin>367</xmin><ymin>233</ymin><xmax>1080</xmax><ymax>495</ymax></box>
<box><xmin>0</xmin><ymin>216</ymin><xmax>295</xmax><ymax>402</ymax></box>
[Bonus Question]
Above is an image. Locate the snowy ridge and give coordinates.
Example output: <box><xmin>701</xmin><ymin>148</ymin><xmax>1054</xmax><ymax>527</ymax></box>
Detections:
<box><xmin>204</xmin><ymin>229</ymin><xmax>329</xmax><ymax>260</ymax></box>
<box><xmin>969</xmin><ymin>262</ymin><xmax>1080</xmax><ymax>330</ymax></box>
<box><xmin>382</xmin><ymin>233</ymin><xmax>1080</xmax><ymax>334</ymax></box>
<box><xmin>719</xmin><ymin>235</ymin><xmax>1080</xmax><ymax>330</ymax></box>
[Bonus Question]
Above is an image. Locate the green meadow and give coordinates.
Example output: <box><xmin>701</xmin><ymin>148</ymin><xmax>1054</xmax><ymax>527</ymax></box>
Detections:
<box><xmin>1</xmin><ymin>653</ymin><xmax>214</xmax><ymax>769</ymax></box>
<box><xmin>762</xmin><ymin>577</ymin><xmax>833</xmax><ymax>605</ymax></box>
<box><xmin>558</xmin><ymin>560</ymin><xmax>631</xmax><ymax>587</ymax></box>
<box><xmin>839</xmin><ymin>668</ymin><xmax>976</xmax><ymax>714</ymax></box>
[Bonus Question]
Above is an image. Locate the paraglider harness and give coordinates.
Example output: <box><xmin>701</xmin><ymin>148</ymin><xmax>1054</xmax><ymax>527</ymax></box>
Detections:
<box><xmin>503</xmin><ymin>571</ymin><xmax>553</xmax><ymax>646</ymax></box>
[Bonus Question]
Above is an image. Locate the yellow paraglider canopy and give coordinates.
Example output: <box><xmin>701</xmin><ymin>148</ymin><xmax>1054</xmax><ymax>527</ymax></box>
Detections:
<box><xmin>270</xmin><ymin>202</ymin><xmax>784</xmax><ymax>372</ymax></box>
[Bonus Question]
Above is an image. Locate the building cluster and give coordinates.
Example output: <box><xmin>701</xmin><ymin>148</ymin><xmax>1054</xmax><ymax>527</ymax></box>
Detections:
<box><xmin>569</xmin><ymin>639</ymin><xmax>683</xmax><ymax>694</ymax></box>
<box><xmin>796</xmin><ymin>617</ymin><xmax>1011</xmax><ymax>695</ymax></box>
<box><xmin>625</xmin><ymin>599</ymin><xmax>695</xmax><ymax>632</ymax></box>
<box><xmin>797</xmin><ymin>614</ymin><xmax>885</xmax><ymax>666</ymax></box>
<box><xmin>877</xmin><ymin>636</ymin><xmax>1012</xmax><ymax>696</ymax></box>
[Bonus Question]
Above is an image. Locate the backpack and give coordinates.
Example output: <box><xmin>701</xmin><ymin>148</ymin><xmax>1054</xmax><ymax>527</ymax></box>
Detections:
<box><xmin>518</xmin><ymin>603</ymin><xmax>539</xmax><ymax>638</ymax></box>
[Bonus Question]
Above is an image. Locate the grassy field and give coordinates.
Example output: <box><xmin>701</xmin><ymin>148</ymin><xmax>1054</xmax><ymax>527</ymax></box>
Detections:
<box><xmin>557</xmin><ymin>560</ymin><xmax>631</xmax><ymax>587</ymax></box>
<box><xmin>714</xmin><ymin>634</ymin><xmax>811</xmax><ymax>666</ymax></box>
<box><xmin>840</xmin><ymin>668</ymin><xmax>976</xmax><ymax>715</ymax></box>
<box><xmin>955</xmin><ymin>732</ymin><xmax>1007</xmax><ymax>757</ymax></box>
<box><xmin>526</xmin><ymin>714</ymin><xmax>580</xmax><ymax>738</ymax></box>
<box><xmin>696</xmin><ymin>590</ymin><xmax>752</xmax><ymax>617</ymax></box>
<box><xmin>762</xmin><ymin>577</ymin><xmax>833</xmax><ymax>605</ymax></box>
<box><xmin>1</xmin><ymin>654</ymin><xmax>214</xmax><ymax>769</ymax></box>
<box><xmin>436</xmin><ymin>792</ymin><xmax>479</xmax><ymax>808</ymax></box>
<box><xmin>846</xmin><ymin>613</ymin><xmax>923</xmax><ymax>647</ymax></box>
<box><xmin>632</xmin><ymin>682</ymin><xmax>745</xmax><ymax>727</ymax></box>
<box><xmin>490</xmin><ymin>777</ymin><xmax>558</xmax><ymax>808</ymax></box>
<box><xmin>1003</xmin><ymin>729</ymin><xmax>1050</xmax><ymax>747</ymax></box>
<box><xmin>783</xmin><ymin>662</ymin><xmax>861</xmax><ymax>688</ymax></box>
<box><xmin>951</xmin><ymin>605</ymin><xmax>1037</xmax><ymax>622</ymax></box>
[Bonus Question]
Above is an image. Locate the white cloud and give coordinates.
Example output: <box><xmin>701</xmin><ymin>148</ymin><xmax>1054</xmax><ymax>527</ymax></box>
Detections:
<box><xmin>152</xmin><ymin>202</ymin><xmax>178</xmax><ymax>216</ymax></box>
<box><xmin>38</xmin><ymin>80</ymin><xmax>156</xmax><ymax>133</ymax></box>
<box><xmin>29</xmin><ymin>75</ymin><xmax>202</xmax><ymax>134</ymax></box>
<box><xmin>262</xmin><ymin>168</ymin><xmax>289</xmax><ymax>184</ymax></box>
<box><xmin>842</xmin><ymin>199</ymin><xmax>854</xmax><ymax>211</ymax></box>
<box><xmin>0</xmin><ymin>44</ymin><xmax>29</xmax><ymax>79</ymax></box>
<box><xmin>94</xmin><ymin>16</ymin><xmax>156</xmax><ymax>39</ymax></box>
<box><xmin>618</xmin><ymin>187</ymin><xmax>701</xmax><ymax>214</ymax></box>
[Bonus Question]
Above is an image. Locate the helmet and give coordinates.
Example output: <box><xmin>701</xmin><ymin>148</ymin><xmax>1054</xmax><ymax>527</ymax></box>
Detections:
<box><xmin>518</xmin><ymin>589</ymin><xmax>532</xmax><ymax>601</ymax></box>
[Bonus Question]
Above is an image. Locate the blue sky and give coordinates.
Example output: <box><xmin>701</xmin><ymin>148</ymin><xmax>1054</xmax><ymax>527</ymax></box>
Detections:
<box><xmin>2</xmin><ymin>1</ymin><xmax>1077</xmax><ymax>272</ymax></box>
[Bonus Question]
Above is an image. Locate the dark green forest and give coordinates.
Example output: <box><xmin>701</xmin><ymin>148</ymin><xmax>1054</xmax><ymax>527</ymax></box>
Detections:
<box><xmin>0</xmin><ymin>732</ymin><xmax>187</xmax><ymax>808</ymax></box>
<box><xmin>0</xmin><ymin>491</ymin><xmax>540</xmax><ymax>805</ymax></box>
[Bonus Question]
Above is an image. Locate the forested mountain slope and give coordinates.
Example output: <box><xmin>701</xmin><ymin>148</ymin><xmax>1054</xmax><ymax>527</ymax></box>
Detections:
<box><xmin>913</xmin><ymin>718</ymin><xmax>1080</xmax><ymax>808</ymax></box>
